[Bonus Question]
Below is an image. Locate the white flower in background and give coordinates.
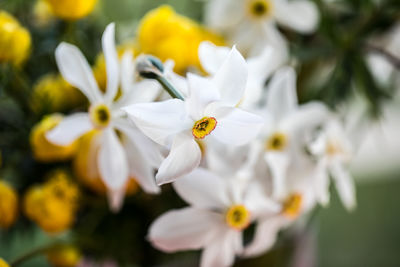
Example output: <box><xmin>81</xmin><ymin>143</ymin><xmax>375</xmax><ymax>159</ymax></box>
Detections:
<box><xmin>205</xmin><ymin>0</ymin><xmax>319</xmax><ymax>57</ymax></box>
<box><xmin>148</xmin><ymin>167</ymin><xmax>279</xmax><ymax>267</ymax></box>
<box><xmin>257</xmin><ymin>66</ymin><xmax>328</xmax><ymax>199</ymax></box>
<box><xmin>309</xmin><ymin>118</ymin><xmax>357</xmax><ymax>210</ymax></box>
<box><xmin>199</xmin><ymin>41</ymin><xmax>282</xmax><ymax>109</ymax></box>
<box><xmin>123</xmin><ymin>47</ymin><xmax>263</xmax><ymax>185</ymax></box>
<box><xmin>46</xmin><ymin>23</ymin><xmax>162</xmax><ymax>211</ymax></box>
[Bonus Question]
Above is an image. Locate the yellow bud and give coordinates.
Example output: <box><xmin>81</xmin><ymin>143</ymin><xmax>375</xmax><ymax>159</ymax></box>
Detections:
<box><xmin>0</xmin><ymin>11</ymin><xmax>31</xmax><ymax>65</ymax></box>
<box><xmin>44</xmin><ymin>0</ymin><xmax>97</xmax><ymax>20</ymax></box>
<box><xmin>47</xmin><ymin>245</ymin><xmax>81</xmax><ymax>267</ymax></box>
<box><xmin>0</xmin><ymin>181</ymin><xmax>18</xmax><ymax>229</ymax></box>
<box><xmin>30</xmin><ymin>114</ymin><xmax>78</xmax><ymax>162</ymax></box>
<box><xmin>0</xmin><ymin>258</ymin><xmax>10</xmax><ymax>267</ymax></box>
<box><xmin>137</xmin><ymin>5</ymin><xmax>224</xmax><ymax>74</ymax></box>
<box><xmin>31</xmin><ymin>73</ymin><xmax>85</xmax><ymax>113</ymax></box>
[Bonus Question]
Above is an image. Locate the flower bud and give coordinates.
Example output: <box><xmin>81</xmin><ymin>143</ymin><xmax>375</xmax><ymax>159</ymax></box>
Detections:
<box><xmin>0</xmin><ymin>181</ymin><xmax>18</xmax><ymax>229</ymax></box>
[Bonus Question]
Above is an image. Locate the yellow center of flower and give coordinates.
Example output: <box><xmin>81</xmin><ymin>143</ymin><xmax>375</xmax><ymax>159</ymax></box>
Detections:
<box><xmin>225</xmin><ymin>204</ymin><xmax>251</xmax><ymax>231</ymax></box>
<box><xmin>282</xmin><ymin>193</ymin><xmax>303</xmax><ymax>219</ymax></box>
<box><xmin>192</xmin><ymin>117</ymin><xmax>217</xmax><ymax>139</ymax></box>
<box><xmin>326</xmin><ymin>139</ymin><xmax>342</xmax><ymax>156</ymax></box>
<box><xmin>247</xmin><ymin>0</ymin><xmax>273</xmax><ymax>19</ymax></box>
<box><xmin>89</xmin><ymin>104</ymin><xmax>111</xmax><ymax>129</ymax></box>
<box><xmin>265</xmin><ymin>132</ymin><xmax>288</xmax><ymax>151</ymax></box>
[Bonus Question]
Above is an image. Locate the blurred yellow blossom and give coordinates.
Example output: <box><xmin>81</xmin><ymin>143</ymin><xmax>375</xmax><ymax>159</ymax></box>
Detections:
<box><xmin>30</xmin><ymin>114</ymin><xmax>78</xmax><ymax>162</ymax></box>
<box><xmin>46</xmin><ymin>245</ymin><xmax>82</xmax><ymax>267</ymax></box>
<box><xmin>0</xmin><ymin>181</ymin><xmax>18</xmax><ymax>229</ymax></box>
<box><xmin>0</xmin><ymin>10</ymin><xmax>31</xmax><ymax>65</ymax></box>
<box><xmin>31</xmin><ymin>73</ymin><xmax>85</xmax><ymax>113</ymax></box>
<box><xmin>33</xmin><ymin>0</ymin><xmax>54</xmax><ymax>27</ymax></box>
<box><xmin>73</xmin><ymin>131</ymin><xmax>139</xmax><ymax>195</ymax></box>
<box><xmin>0</xmin><ymin>258</ymin><xmax>9</xmax><ymax>267</ymax></box>
<box><xmin>137</xmin><ymin>5</ymin><xmax>224</xmax><ymax>74</ymax></box>
<box><xmin>23</xmin><ymin>170</ymin><xmax>80</xmax><ymax>234</ymax></box>
<box><xmin>44</xmin><ymin>0</ymin><xmax>97</xmax><ymax>21</ymax></box>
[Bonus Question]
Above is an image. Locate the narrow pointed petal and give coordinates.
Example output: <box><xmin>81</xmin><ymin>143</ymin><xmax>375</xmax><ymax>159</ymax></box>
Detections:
<box><xmin>266</xmin><ymin>67</ymin><xmax>298</xmax><ymax>121</ymax></box>
<box><xmin>98</xmin><ymin>128</ymin><xmax>129</xmax><ymax>191</ymax></box>
<box><xmin>265</xmin><ymin>152</ymin><xmax>290</xmax><ymax>200</ymax></box>
<box><xmin>55</xmin><ymin>43</ymin><xmax>102</xmax><ymax>103</ymax></box>
<box><xmin>173</xmin><ymin>167</ymin><xmax>230</xmax><ymax>210</ymax></box>
<box><xmin>211</xmin><ymin>107</ymin><xmax>263</xmax><ymax>146</ymax></box>
<box><xmin>122</xmin><ymin>99</ymin><xmax>190</xmax><ymax>146</ymax></box>
<box><xmin>274</xmin><ymin>0</ymin><xmax>319</xmax><ymax>33</ymax></box>
<box><xmin>120</xmin><ymin>51</ymin><xmax>135</xmax><ymax>97</ymax></box>
<box><xmin>107</xmin><ymin>187</ymin><xmax>127</xmax><ymax>213</ymax></box>
<box><xmin>46</xmin><ymin>113</ymin><xmax>92</xmax><ymax>146</ymax></box>
<box><xmin>102</xmin><ymin>23</ymin><xmax>120</xmax><ymax>103</ymax></box>
<box><xmin>314</xmin><ymin>160</ymin><xmax>330</xmax><ymax>206</ymax></box>
<box><xmin>330</xmin><ymin>162</ymin><xmax>356</xmax><ymax>211</ymax></box>
<box><xmin>156</xmin><ymin>133</ymin><xmax>201</xmax><ymax>185</ymax></box>
<box><xmin>198</xmin><ymin>41</ymin><xmax>230</xmax><ymax>75</ymax></box>
<box><xmin>213</xmin><ymin>46</ymin><xmax>248</xmax><ymax>107</ymax></box>
<box><xmin>148</xmin><ymin>207</ymin><xmax>223</xmax><ymax>252</ymax></box>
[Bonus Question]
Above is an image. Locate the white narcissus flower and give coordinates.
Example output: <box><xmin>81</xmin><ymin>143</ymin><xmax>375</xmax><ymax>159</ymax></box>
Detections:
<box><xmin>205</xmin><ymin>0</ymin><xmax>319</xmax><ymax>57</ymax></box>
<box><xmin>258</xmin><ymin>67</ymin><xmax>328</xmax><ymax>199</ymax></box>
<box><xmin>309</xmin><ymin>118</ymin><xmax>357</xmax><ymax>210</ymax></box>
<box><xmin>198</xmin><ymin>41</ymin><xmax>282</xmax><ymax>110</ymax></box>
<box><xmin>46</xmin><ymin>23</ymin><xmax>162</xmax><ymax>211</ymax></box>
<box><xmin>123</xmin><ymin>47</ymin><xmax>263</xmax><ymax>185</ymax></box>
<box><xmin>148</xmin><ymin>168</ymin><xmax>279</xmax><ymax>267</ymax></box>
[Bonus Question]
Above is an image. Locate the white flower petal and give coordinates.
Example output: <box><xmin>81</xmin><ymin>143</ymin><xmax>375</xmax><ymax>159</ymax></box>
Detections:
<box><xmin>274</xmin><ymin>0</ymin><xmax>319</xmax><ymax>33</ymax></box>
<box><xmin>212</xmin><ymin>46</ymin><xmax>248</xmax><ymax>107</ymax></box>
<box><xmin>200</xmin><ymin>229</ymin><xmax>240</xmax><ymax>267</ymax></box>
<box><xmin>122</xmin><ymin>99</ymin><xmax>191</xmax><ymax>146</ymax></box>
<box><xmin>265</xmin><ymin>152</ymin><xmax>290</xmax><ymax>200</ymax></box>
<box><xmin>98</xmin><ymin>128</ymin><xmax>129</xmax><ymax>191</ymax></box>
<box><xmin>315</xmin><ymin>160</ymin><xmax>330</xmax><ymax>206</ymax></box>
<box><xmin>156</xmin><ymin>133</ymin><xmax>201</xmax><ymax>185</ymax></box>
<box><xmin>46</xmin><ymin>113</ymin><xmax>92</xmax><ymax>146</ymax></box>
<box><xmin>211</xmin><ymin>107</ymin><xmax>263</xmax><ymax>146</ymax></box>
<box><xmin>102</xmin><ymin>23</ymin><xmax>120</xmax><ymax>104</ymax></box>
<box><xmin>186</xmin><ymin>73</ymin><xmax>221</xmax><ymax>119</ymax></box>
<box><xmin>148</xmin><ymin>207</ymin><xmax>223</xmax><ymax>252</ymax></box>
<box><xmin>55</xmin><ymin>43</ymin><xmax>102</xmax><ymax>103</ymax></box>
<box><xmin>120</xmin><ymin>51</ymin><xmax>135</xmax><ymax>97</ymax></box>
<box><xmin>173</xmin><ymin>167</ymin><xmax>230</xmax><ymax>210</ymax></box>
<box><xmin>244</xmin><ymin>181</ymin><xmax>281</xmax><ymax>218</ymax></box>
<box><xmin>243</xmin><ymin>216</ymin><xmax>286</xmax><ymax>257</ymax></box>
<box><xmin>107</xmin><ymin>187</ymin><xmax>127</xmax><ymax>213</ymax></box>
<box><xmin>204</xmin><ymin>0</ymin><xmax>245</xmax><ymax>30</ymax></box>
<box><xmin>266</xmin><ymin>66</ymin><xmax>298</xmax><ymax>121</ymax></box>
<box><xmin>330</xmin><ymin>162</ymin><xmax>356</xmax><ymax>211</ymax></box>
<box><xmin>198</xmin><ymin>41</ymin><xmax>230</xmax><ymax>75</ymax></box>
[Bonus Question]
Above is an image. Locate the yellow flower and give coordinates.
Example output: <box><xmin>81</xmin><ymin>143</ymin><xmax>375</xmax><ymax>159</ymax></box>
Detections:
<box><xmin>30</xmin><ymin>114</ymin><xmax>78</xmax><ymax>162</ymax></box>
<box><xmin>137</xmin><ymin>5</ymin><xmax>224</xmax><ymax>74</ymax></box>
<box><xmin>23</xmin><ymin>171</ymin><xmax>80</xmax><ymax>234</ymax></box>
<box><xmin>46</xmin><ymin>245</ymin><xmax>81</xmax><ymax>267</ymax></box>
<box><xmin>31</xmin><ymin>73</ymin><xmax>85</xmax><ymax>113</ymax></box>
<box><xmin>0</xmin><ymin>181</ymin><xmax>18</xmax><ymax>229</ymax></box>
<box><xmin>33</xmin><ymin>0</ymin><xmax>54</xmax><ymax>27</ymax></box>
<box><xmin>0</xmin><ymin>11</ymin><xmax>31</xmax><ymax>65</ymax></box>
<box><xmin>44</xmin><ymin>0</ymin><xmax>97</xmax><ymax>20</ymax></box>
<box><xmin>0</xmin><ymin>258</ymin><xmax>10</xmax><ymax>267</ymax></box>
<box><xmin>73</xmin><ymin>131</ymin><xmax>138</xmax><ymax>195</ymax></box>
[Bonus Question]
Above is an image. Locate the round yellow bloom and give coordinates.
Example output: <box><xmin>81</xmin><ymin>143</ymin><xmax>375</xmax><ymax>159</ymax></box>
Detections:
<box><xmin>137</xmin><ymin>5</ymin><xmax>224</xmax><ymax>74</ymax></box>
<box><xmin>47</xmin><ymin>245</ymin><xmax>82</xmax><ymax>267</ymax></box>
<box><xmin>0</xmin><ymin>11</ymin><xmax>31</xmax><ymax>65</ymax></box>
<box><xmin>44</xmin><ymin>0</ymin><xmax>97</xmax><ymax>21</ymax></box>
<box><xmin>23</xmin><ymin>171</ymin><xmax>80</xmax><ymax>234</ymax></box>
<box><xmin>0</xmin><ymin>181</ymin><xmax>18</xmax><ymax>229</ymax></box>
<box><xmin>31</xmin><ymin>74</ymin><xmax>85</xmax><ymax>113</ymax></box>
<box><xmin>33</xmin><ymin>0</ymin><xmax>54</xmax><ymax>27</ymax></box>
<box><xmin>30</xmin><ymin>114</ymin><xmax>78</xmax><ymax>162</ymax></box>
<box><xmin>0</xmin><ymin>258</ymin><xmax>10</xmax><ymax>267</ymax></box>
<box><xmin>73</xmin><ymin>131</ymin><xmax>138</xmax><ymax>195</ymax></box>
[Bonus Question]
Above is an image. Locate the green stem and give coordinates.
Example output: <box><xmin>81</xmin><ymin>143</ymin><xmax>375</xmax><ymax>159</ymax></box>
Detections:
<box><xmin>156</xmin><ymin>76</ymin><xmax>184</xmax><ymax>100</ymax></box>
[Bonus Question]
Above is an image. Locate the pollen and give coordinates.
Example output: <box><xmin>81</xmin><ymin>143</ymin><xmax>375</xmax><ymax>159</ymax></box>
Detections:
<box><xmin>326</xmin><ymin>139</ymin><xmax>342</xmax><ymax>156</ymax></box>
<box><xmin>192</xmin><ymin>117</ymin><xmax>217</xmax><ymax>139</ymax></box>
<box><xmin>247</xmin><ymin>0</ymin><xmax>273</xmax><ymax>19</ymax></box>
<box><xmin>89</xmin><ymin>103</ymin><xmax>111</xmax><ymax>129</ymax></box>
<box><xmin>282</xmin><ymin>193</ymin><xmax>303</xmax><ymax>219</ymax></box>
<box><xmin>225</xmin><ymin>204</ymin><xmax>251</xmax><ymax>231</ymax></box>
<box><xmin>265</xmin><ymin>132</ymin><xmax>288</xmax><ymax>151</ymax></box>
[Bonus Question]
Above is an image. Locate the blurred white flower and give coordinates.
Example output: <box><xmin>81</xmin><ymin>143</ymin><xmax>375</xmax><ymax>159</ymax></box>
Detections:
<box><xmin>46</xmin><ymin>23</ymin><xmax>162</xmax><ymax>211</ymax></box>
<box><xmin>148</xmin><ymin>167</ymin><xmax>279</xmax><ymax>267</ymax></box>
<box><xmin>123</xmin><ymin>47</ymin><xmax>263</xmax><ymax>185</ymax></box>
<box><xmin>205</xmin><ymin>0</ymin><xmax>319</xmax><ymax>57</ymax></box>
<box><xmin>310</xmin><ymin>118</ymin><xmax>357</xmax><ymax>210</ymax></box>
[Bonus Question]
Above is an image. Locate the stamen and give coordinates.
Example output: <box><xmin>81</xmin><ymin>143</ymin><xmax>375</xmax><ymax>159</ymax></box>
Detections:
<box><xmin>248</xmin><ymin>0</ymin><xmax>272</xmax><ymax>18</ymax></box>
<box><xmin>192</xmin><ymin>117</ymin><xmax>217</xmax><ymax>139</ymax></box>
<box><xmin>89</xmin><ymin>103</ymin><xmax>111</xmax><ymax>129</ymax></box>
<box><xmin>282</xmin><ymin>193</ymin><xmax>302</xmax><ymax>219</ymax></box>
<box><xmin>226</xmin><ymin>204</ymin><xmax>251</xmax><ymax>231</ymax></box>
<box><xmin>265</xmin><ymin>132</ymin><xmax>288</xmax><ymax>151</ymax></box>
